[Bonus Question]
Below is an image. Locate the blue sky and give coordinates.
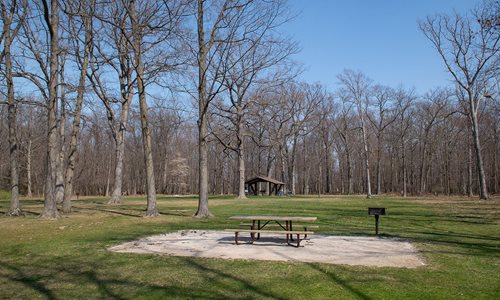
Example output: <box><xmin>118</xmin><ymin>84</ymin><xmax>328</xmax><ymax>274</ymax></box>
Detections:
<box><xmin>285</xmin><ymin>0</ymin><xmax>478</xmax><ymax>94</ymax></box>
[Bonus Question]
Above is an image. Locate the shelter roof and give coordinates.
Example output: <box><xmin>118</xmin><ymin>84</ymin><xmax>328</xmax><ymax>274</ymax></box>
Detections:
<box><xmin>245</xmin><ymin>176</ymin><xmax>285</xmax><ymax>185</ymax></box>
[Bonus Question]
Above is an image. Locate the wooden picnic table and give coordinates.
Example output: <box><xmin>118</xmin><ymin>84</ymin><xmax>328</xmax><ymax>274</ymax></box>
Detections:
<box><xmin>226</xmin><ymin>215</ymin><xmax>317</xmax><ymax>247</ymax></box>
<box><xmin>229</xmin><ymin>215</ymin><xmax>316</xmax><ymax>233</ymax></box>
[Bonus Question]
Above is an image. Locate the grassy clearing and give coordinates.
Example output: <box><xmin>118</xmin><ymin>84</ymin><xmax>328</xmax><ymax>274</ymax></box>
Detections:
<box><xmin>0</xmin><ymin>194</ymin><xmax>498</xmax><ymax>299</ymax></box>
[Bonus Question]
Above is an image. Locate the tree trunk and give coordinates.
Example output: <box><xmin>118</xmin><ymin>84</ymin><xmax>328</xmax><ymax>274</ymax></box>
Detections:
<box><xmin>105</xmin><ymin>155</ymin><xmax>111</xmax><ymax>197</ymax></box>
<box><xmin>445</xmin><ymin>142</ymin><xmax>451</xmax><ymax>196</ymax></box>
<box><xmin>280</xmin><ymin>146</ymin><xmax>287</xmax><ymax>194</ymax></box>
<box><xmin>55</xmin><ymin>63</ymin><xmax>66</xmax><ymax>205</ymax></box>
<box><xmin>27</xmin><ymin>139</ymin><xmax>33</xmax><ymax>198</ymax></box>
<box><xmin>339</xmin><ymin>155</ymin><xmax>344</xmax><ymax>194</ymax></box>
<box><xmin>237</xmin><ymin>111</ymin><xmax>247</xmax><ymax>199</ymax></box>
<box><xmin>419</xmin><ymin>138</ymin><xmax>427</xmax><ymax>194</ymax></box>
<box><xmin>163</xmin><ymin>151</ymin><xmax>168</xmax><ymax>193</ymax></box>
<box><xmin>469</xmin><ymin>95</ymin><xmax>488</xmax><ymax>200</ymax></box>
<box><xmin>346</xmin><ymin>148</ymin><xmax>353</xmax><ymax>195</ymax></box>
<box><xmin>194</xmin><ymin>0</ymin><xmax>212</xmax><ymax>218</ymax></box>
<box><xmin>237</xmin><ymin>145</ymin><xmax>246</xmax><ymax>199</ymax></box>
<box><xmin>3</xmin><ymin>12</ymin><xmax>21</xmax><ymax>215</ymax></box>
<box><xmin>40</xmin><ymin>0</ymin><xmax>60</xmax><ymax>219</ymax></box>
<box><xmin>63</xmin><ymin>10</ymin><xmax>91</xmax><ymax>213</ymax></box>
<box><xmin>290</xmin><ymin>135</ymin><xmax>298</xmax><ymax>195</ymax></box>
<box><xmin>402</xmin><ymin>138</ymin><xmax>407</xmax><ymax>197</ymax></box>
<box><xmin>266</xmin><ymin>150</ymin><xmax>273</xmax><ymax>195</ymax></box>
<box><xmin>467</xmin><ymin>132</ymin><xmax>474</xmax><ymax>197</ymax></box>
<box><xmin>494</xmin><ymin>126</ymin><xmax>499</xmax><ymax>193</ymax></box>
<box><xmin>129</xmin><ymin>0</ymin><xmax>158</xmax><ymax>216</ymax></box>
<box><xmin>325</xmin><ymin>142</ymin><xmax>331</xmax><ymax>194</ymax></box>
<box><xmin>109</xmin><ymin>37</ymin><xmax>133</xmax><ymax>205</ymax></box>
<box><xmin>361</xmin><ymin>122</ymin><xmax>371</xmax><ymax>198</ymax></box>
<box><xmin>376</xmin><ymin>133</ymin><xmax>382</xmax><ymax>195</ymax></box>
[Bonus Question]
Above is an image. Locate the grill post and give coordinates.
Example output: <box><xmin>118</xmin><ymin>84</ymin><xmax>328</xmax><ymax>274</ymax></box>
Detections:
<box><xmin>368</xmin><ymin>208</ymin><xmax>386</xmax><ymax>236</ymax></box>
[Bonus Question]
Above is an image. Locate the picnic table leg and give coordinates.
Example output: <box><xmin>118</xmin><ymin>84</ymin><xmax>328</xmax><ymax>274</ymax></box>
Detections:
<box><xmin>296</xmin><ymin>234</ymin><xmax>300</xmax><ymax>247</ymax></box>
<box><xmin>257</xmin><ymin>220</ymin><xmax>261</xmax><ymax>239</ymax></box>
<box><xmin>235</xmin><ymin>232</ymin><xmax>239</xmax><ymax>245</ymax></box>
<box><xmin>251</xmin><ymin>220</ymin><xmax>256</xmax><ymax>240</ymax></box>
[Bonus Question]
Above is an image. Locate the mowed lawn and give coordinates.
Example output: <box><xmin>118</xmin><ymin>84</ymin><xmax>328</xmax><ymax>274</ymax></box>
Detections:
<box><xmin>0</xmin><ymin>194</ymin><xmax>498</xmax><ymax>299</ymax></box>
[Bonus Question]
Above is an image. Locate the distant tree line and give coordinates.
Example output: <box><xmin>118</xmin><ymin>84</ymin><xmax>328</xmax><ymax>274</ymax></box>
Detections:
<box><xmin>0</xmin><ymin>0</ymin><xmax>498</xmax><ymax>218</ymax></box>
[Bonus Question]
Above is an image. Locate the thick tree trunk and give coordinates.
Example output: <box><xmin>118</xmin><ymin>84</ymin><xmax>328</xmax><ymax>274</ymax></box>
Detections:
<box><xmin>194</xmin><ymin>0</ymin><xmax>212</xmax><ymax>218</ymax></box>
<box><xmin>469</xmin><ymin>96</ymin><xmax>488</xmax><ymax>200</ymax></box>
<box><xmin>55</xmin><ymin>67</ymin><xmax>66</xmax><ymax>205</ymax></box>
<box><xmin>237</xmin><ymin>145</ymin><xmax>246</xmax><ymax>199</ymax></box>
<box><xmin>109</xmin><ymin>40</ymin><xmax>133</xmax><ymax>205</ymax></box>
<box><xmin>196</xmin><ymin>121</ymin><xmax>211</xmax><ymax>217</ymax></box>
<box><xmin>237</xmin><ymin>112</ymin><xmax>247</xmax><ymax>199</ymax></box>
<box><xmin>129</xmin><ymin>0</ymin><xmax>158</xmax><ymax>216</ymax></box>
<box><xmin>40</xmin><ymin>0</ymin><xmax>60</xmax><ymax>219</ymax></box>
<box><xmin>4</xmin><ymin>18</ymin><xmax>21</xmax><ymax>216</ymax></box>
<box><xmin>109</xmin><ymin>103</ymin><xmax>130</xmax><ymax>204</ymax></box>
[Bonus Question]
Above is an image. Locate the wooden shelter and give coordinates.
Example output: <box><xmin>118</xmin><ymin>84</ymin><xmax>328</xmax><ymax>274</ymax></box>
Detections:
<box><xmin>245</xmin><ymin>176</ymin><xmax>285</xmax><ymax>196</ymax></box>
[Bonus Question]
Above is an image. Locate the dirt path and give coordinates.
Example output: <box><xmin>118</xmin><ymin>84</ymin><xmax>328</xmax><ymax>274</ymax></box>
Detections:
<box><xmin>109</xmin><ymin>230</ymin><xmax>425</xmax><ymax>268</ymax></box>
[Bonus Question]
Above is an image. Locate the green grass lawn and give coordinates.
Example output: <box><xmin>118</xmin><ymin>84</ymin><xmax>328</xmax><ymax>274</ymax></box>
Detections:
<box><xmin>0</xmin><ymin>194</ymin><xmax>498</xmax><ymax>299</ymax></box>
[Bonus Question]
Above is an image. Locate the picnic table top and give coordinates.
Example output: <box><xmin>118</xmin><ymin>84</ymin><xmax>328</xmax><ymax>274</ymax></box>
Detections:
<box><xmin>229</xmin><ymin>215</ymin><xmax>317</xmax><ymax>222</ymax></box>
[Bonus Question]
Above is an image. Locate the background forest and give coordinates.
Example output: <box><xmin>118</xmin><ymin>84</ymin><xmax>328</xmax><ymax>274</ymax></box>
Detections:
<box><xmin>0</xmin><ymin>0</ymin><xmax>498</xmax><ymax>217</ymax></box>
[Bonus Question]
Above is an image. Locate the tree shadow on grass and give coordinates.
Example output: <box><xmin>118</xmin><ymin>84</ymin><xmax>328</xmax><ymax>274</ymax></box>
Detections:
<box><xmin>305</xmin><ymin>263</ymin><xmax>373</xmax><ymax>300</ymax></box>
<box><xmin>384</xmin><ymin>230</ymin><xmax>499</xmax><ymax>257</ymax></box>
<box><xmin>179</xmin><ymin>256</ymin><xmax>286</xmax><ymax>299</ymax></box>
<box><xmin>1</xmin><ymin>255</ymin><xmax>288</xmax><ymax>299</ymax></box>
<box><xmin>73</xmin><ymin>206</ymin><xmax>143</xmax><ymax>218</ymax></box>
<box><xmin>0</xmin><ymin>262</ymin><xmax>57</xmax><ymax>300</ymax></box>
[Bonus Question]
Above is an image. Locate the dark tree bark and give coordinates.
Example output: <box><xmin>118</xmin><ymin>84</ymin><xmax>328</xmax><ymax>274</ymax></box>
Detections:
<box><xmin>128</xmin><ymin>0</ymin><xmax>158</xmax><ymax>216</ymax></box>
<box><xmin>1</xmin><ymin>0</ymin><xmax>26</xmax><ymax>216</ymax></box>
<box><xmin>63</xmin><ymin>1</ymin><xmax>93</xmax><ymax>213</ymax></box>
<box><xmin>40</xmin><ymin>0</ymin><xmax>60</xmax><ymax>219</ymax></box>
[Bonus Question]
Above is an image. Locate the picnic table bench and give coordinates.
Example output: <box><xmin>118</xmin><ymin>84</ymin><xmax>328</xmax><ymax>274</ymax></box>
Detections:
<box><xmin>225</xmin><ymin>215</ymin><xmax>317</xmax><ymax>247</ymax></box>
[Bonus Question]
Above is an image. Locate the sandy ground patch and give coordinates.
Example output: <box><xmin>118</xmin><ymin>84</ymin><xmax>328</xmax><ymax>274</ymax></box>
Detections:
<box><xmin>108</xmin><ymin>230</ymin><xmax>425</xmax><ymax>268</ymax></box>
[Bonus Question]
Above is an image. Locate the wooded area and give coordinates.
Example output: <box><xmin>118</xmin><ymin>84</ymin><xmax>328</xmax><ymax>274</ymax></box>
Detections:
<box><xmin>0</xmin><ymin>0</ymin><xmax>498</xmax><ymax>218</ymax></box>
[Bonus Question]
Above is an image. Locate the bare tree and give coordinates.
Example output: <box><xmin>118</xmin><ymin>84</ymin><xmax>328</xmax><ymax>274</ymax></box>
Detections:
<box><xmin>60</xmin><ymin>0</ymin><xmax>94</xmax><ymax>213</ymax></box>
<box><xmin>1</xmin><ymin>0</ymin><xmax>27</xmax><ymax>215</ymax></box>
<box><xmin>89</xmin><ymin>1</ymin><xmax>134</xmax><ymax>205</ymax></box>
<box><xmin>416</xmin><ymin>89</ymin><xmax>451</xmax><ymax>194</ymax></box>
<box><xmin>194</xmin><ymin>0</ymin><xmax>263</xmax><ymax>217</ymax></box>
<box><xmin>41</xmin><ymin>0</ymin><xmax>60</xmax><ymax>218</ymax></box>
<box><xmin>419</xmin><ymin>0</ymin><xmax>499</xmax><ymax>199</ymax></box>
<box><xmin>13</xmin><ymin>0</ymin><xmax>61</xmax><ymax>217</ymax></box>
<box><xmin>367</xmin><ymin>85</ymin><xmax>399</xmax><ymax>195</ymax></box>
<box><xmin>394</xmin><ymin>87</ymin><xmax>414</xmax><ymax>197</ymax></box>
<box><xmin>338</xmin><ymin>69</ymin><xmax>373</xmax><ymax>198</ymax></box>
<box><xmin>211</xmin><ymin>1</ymin><xmax>297</xmax><ymax>199</ymax></box>
<box><xmin>332</xmin><ymin>91</ymin><xmax>357</xmax><ymax>195</ymax></box>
